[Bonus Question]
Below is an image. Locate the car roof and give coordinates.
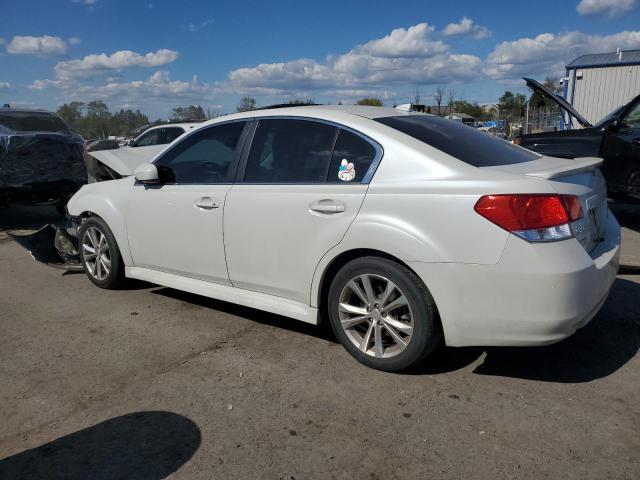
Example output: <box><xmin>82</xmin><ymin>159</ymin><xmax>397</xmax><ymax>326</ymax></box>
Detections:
<box><xmin>198</xmin><ymin>105</ymin><xmax>428</xmax><ymax>130</ymax></box>
<box><xmin>146</xmin><ymin>123</ymin><xmax>201</xmax><ymax>131</ymax></box>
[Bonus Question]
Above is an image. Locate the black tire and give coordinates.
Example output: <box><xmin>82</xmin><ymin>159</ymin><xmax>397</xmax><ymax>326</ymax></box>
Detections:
<box><xmin>327</xmin><ymin>256</ymin><xmax>442</xmax><ymax>372</ymax></box>
<box><xmin>78</xmin><ymin>216</ymin><xmax>126</xmax><ymax>289</ymax></box>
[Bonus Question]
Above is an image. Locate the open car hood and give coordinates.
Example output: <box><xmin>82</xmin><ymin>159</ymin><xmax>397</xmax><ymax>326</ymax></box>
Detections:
<box><xmin>87</xmin><ymin>145</ymin><xmax>164</xmax><ymax>176</ymax></box>
<box><xmin>523</xmin><ymin>77</ymin><xmax>592</xmax><ymax>128</ymax></box>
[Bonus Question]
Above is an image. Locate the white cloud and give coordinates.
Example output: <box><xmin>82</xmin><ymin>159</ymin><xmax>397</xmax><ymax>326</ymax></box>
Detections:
<box><xmin>486</xmin><ymin>30</ymin><xmax>640</xmax><ymax>79</ymax></box>
<box><xmin>356</xmin><ymin>23</ymin><xmax>448</xmax><ymax>57</ymax></box>
<box><xmin>0</xmin><ymin>38</ymin><xmax>5</xmax><ymax>45</ymax></box>
<box><xmin>6</xmin><ymin>35</ymin><xmax>68</xmax><ymax>56</ymax></box>
<box><xmin>226</xmin><ymin>23</ymin><xmax>481</xmax><ymax>95</ymax></box>
<box><xmin>53</xmin><ymin>48</ymin><xmax>179</xmax><ymax>81</ymax></box>
<box><xmin>68</xmin><ymin>37</ymin><xmax>82</xmax><ymax>45</ymax></box>
<box><xmin>577</xmin><ymin>0</ymin><xmax>636</xmax><ymax>17</ymax></box>
<box><xmin>443</xmin><ymin>17</ymin><xmax>491</xmax><ymax>39</ymax></box>
<box><xmin>0</xmin><ymin>81</ymin><xmax>15</xmax><ymax>92</ymax></box>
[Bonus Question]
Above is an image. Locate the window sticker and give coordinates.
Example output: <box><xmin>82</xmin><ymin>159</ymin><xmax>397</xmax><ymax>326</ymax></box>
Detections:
<box><xmin>338</xmin><ymin>159</ymin><xmax>356</xmax><ymax>182</ymax></box>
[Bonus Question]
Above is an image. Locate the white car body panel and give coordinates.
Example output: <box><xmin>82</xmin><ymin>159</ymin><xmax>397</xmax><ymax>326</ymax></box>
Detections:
<box><xmin>66</xmin><ymin>105</ymin><xmax>621</xmax><ymax>348</ymax></box>
<box><xmin>126</xmin><ymin>183</ymin><xmax>232</xmax><ymax>285</ymax></box>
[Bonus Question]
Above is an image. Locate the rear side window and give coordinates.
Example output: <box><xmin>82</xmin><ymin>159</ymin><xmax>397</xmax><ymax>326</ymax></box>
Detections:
<box><xmin>163</xmin><ymin>127</ymin><xmax>184</xmax><ymax>144</ymax></box>
<box><xmin>244</xmin><ymin>119</ymin><xmax>338</xmax><ymax>183</ymax></box>
<box><xmin>328</xmin><ymin>130</ymin><xmax>377</xmax><ymax>183</ymax></box>
<box><xmin>155</xmin><ymin>122</ymin><xmax>246</xmax><ymax>184</ymax></box>
<box><xmin>375</xmin><ymin>115</ymin><xmax>539</xmax><ymax>167</ymax></box>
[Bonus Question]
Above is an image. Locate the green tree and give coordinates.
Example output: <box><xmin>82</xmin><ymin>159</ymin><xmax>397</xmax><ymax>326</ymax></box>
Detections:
<box><xmin>285</xmin><ymin>98</ymin><xmax>315</xmax><ymax>105</ymax></box>
<box><xmin>171</xmin><ymin>105</ymin><xmax>206</xmax><ymax>122</ymax></box>
<box><xmin>498</xmin><ymin>91</ymin><xmax>527</xmax><ymax>120</ymax></box>
<box><xmin>356</xmin><ymin>97</ymin><xmax>383</xmax><ymax>106</ymax></box>
<box><xmin>450</xmin><ymin>100</ymin><xmax>485</xmax><ymax>119</ymax></box>
<box><xmin>529</xmin><ymin>76</ymin><xmax>562</xmax><ymax>110</ymax></box>
<box><xmin>236</xmin><ymin>97</ymin><xmax>257</xmax><ymax>112</ymax></box>
<box><xmin>56</xmin><ymin>101</ymin><xmax>84</xmax><ymax>128</ymax></box>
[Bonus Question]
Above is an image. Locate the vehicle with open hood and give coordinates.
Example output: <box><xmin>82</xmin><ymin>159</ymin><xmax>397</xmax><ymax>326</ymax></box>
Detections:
<box><xmin>516</xmin><ymin>77</ymin><xmax>640</xmax><ymax>199</ymax></box>
<box><xmin>0</xmin><ymin>107</ymin><xmax>86</xmax><ymax>210</ymax></box>
<box><xmin>85</xmin><ymin>123</ymin><xmax>199</xmax><ymax>182</ymax></box>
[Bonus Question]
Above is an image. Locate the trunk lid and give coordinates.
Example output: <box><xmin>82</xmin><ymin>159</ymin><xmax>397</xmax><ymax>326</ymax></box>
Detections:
<box><xmin>485</xmin><ymin>155</ymin><xmax>608</xmax><ymax>253</ymax></box>
<box><xmin>523</xmin><ymin>77</ymin><xmax>592</xmax><ymax>129</ymax></box>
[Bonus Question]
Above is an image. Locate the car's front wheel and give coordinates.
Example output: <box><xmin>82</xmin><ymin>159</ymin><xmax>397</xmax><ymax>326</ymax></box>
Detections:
<box><xmin>78</xmin><ymin>217</ymin><xmax>125</xmax><ymax>289</ymax></box>
<box><xmin>328</xmin><ymin>256</ymin><xmax>441</xmax><ymax>372</ymax></box>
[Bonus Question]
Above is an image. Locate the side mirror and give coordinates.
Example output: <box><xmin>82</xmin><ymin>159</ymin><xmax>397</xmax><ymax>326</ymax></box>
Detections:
<box><xmin>133</xmin><ymin>163</ymin><xmax>159</xmax><ymax>183</ymax></box>
<box><xmin>601</xmin><ymin>118</ymin><xmax>620</xmax><ymax>133</ymax></box>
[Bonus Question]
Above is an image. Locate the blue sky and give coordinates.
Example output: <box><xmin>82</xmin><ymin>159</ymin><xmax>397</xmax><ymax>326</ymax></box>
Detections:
<box><xmin>1</xmin><ymin>0</ymin><xmax>639</xmax><ymax>119</ymax></box>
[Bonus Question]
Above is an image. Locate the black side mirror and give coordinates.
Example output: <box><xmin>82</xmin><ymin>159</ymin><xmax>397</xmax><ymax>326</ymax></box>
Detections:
<box><xmin>156</xmin><ymin>165</ymin><xmax>176</xmax><ymax>183</ymax></box>
<box><xmin>601</xmin><ymin>119</ymin><xmax>620</xmax><ymax>133</ymax></box>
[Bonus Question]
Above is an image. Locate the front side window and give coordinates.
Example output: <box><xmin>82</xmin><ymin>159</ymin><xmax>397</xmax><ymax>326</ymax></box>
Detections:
<box><xmin>155</xmin><ymin>122</ymin><xmax>246</xmax><ymax>184</ymax></box>
<box><xmin>622</xmin><ymin>102</ymin><xmax>640</xmax><ymax>128</ymax></box>
<box><xmin>327</xmin><ymin>130</ymin><xmax>377</xmax><ymax>183</ymax></box>
<box><xmin>135</xmin><ymin>129</ymin><xmax>161</xmax><ymax>147</ymax></box>
<box><xmin>244</xmin><ymin>119</ymin><xmax>338</xmax><ymax>183</ymax></box>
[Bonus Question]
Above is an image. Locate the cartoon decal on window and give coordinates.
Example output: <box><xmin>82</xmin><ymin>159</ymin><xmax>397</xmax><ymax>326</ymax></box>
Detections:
<box><xmin>338</xmin><ymin>159</ymin><xmax>355</xmax><ymax>182</ymax></box>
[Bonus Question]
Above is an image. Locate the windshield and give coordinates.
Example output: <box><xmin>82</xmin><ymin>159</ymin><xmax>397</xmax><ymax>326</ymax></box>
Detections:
<box><xmin>593</xmin><ymin>104</ymin><xmax>627</xmax><ymax>129</ymax></box>
<box><xmin>375</xmin><ymin>115</ymin><xmax>540</xmax><ymax>167</ymax></box>
<box><xmin>0</xmin><ymin>111</ymin><xmax>70</xmax><ymax>132</ymax></box>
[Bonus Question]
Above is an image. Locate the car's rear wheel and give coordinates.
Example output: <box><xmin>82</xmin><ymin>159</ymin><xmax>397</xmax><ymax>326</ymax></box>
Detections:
<box><xmin>328</xmin><ymin>256</ymin><xmax>441</xmax><ymax>372</ymax></box>
<box><xmin>78</xmin><ymin>217</ymin><xmax>125</xmax><ymax>289</ymax></box>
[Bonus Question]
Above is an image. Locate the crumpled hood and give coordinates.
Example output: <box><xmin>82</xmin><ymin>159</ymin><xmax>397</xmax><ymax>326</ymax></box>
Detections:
<box><xmin>87</xmin><ymin>144</ymin><xmax>165</xmax><ymax>176</ymax></box>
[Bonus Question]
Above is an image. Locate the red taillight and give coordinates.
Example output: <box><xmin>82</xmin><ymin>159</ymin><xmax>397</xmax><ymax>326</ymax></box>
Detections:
<box><xmin>474</xmin><ymin>194</ymin><xmax>572</xmax><ymax>231</ymax></box>
<box><xmin>512</xmin><ymin>137</ymin><xmax>521</xmax><ymax>145</ymax></box>
<box><xmin>560</xmin><ymin>194</ymin><xmax>584</xmax><ymax>222</ymax></box>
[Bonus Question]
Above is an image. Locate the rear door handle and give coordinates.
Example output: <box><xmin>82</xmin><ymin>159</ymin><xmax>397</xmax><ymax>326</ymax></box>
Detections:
<box><xmin>194</xmin><ymin>197</ymin><xmax>220</xmax><ymax>210</ymax></box>
<box><xmin>309</xmin><ymin>200</ymin><xmax>345</xmax><ymax>214</ymax></box>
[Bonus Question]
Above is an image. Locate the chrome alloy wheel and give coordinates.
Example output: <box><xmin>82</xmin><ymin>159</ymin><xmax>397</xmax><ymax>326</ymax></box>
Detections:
<box><xmin>81</xmin><ymin>226</ymin><xmax>111</xmax><ymax>281</ymax></box>
<box><xmin>338</xmin><ymin>274</ymin><xmax>414</xmax><ymax>358</ymax></box>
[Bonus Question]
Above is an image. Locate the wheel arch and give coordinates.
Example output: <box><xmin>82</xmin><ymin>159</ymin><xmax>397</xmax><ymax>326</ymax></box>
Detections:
<box><xmin>314</xmin><ymin>248</ymin><xmax>440</xmax><ymax>327</ymax></box>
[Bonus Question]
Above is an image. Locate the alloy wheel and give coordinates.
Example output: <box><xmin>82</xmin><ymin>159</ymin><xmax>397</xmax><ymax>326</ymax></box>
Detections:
<box><xmin>338</xmin><ymin>274</ymin><xmax>414</xmax><ymax>358</ymax></box>
<box><xmin>82</xmin><ymin>226</ymin><xmax>111</xmax><ymax>281</ymax></box>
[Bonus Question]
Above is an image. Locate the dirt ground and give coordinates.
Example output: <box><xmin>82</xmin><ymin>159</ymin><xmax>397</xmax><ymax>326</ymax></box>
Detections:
<box><xmin>0</xmin><ymin>203</ymin><xmax>639</xmax><ymax>479</ymax></box>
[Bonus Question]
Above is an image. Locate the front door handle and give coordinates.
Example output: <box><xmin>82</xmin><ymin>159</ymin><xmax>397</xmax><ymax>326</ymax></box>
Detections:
<box><xmin>632</xmin><ymin>138</ymin><xmax>640</xmax><ymax>147</ymax></box>
<box><xmin>309</xmin><ymin>200</ymin><xmax>345</xmax><ymax>214</ymax></box>
<box><xmin>194</xmin><ymin>197</ymin><xmax>220</xmax><ymax>210</ymax></box>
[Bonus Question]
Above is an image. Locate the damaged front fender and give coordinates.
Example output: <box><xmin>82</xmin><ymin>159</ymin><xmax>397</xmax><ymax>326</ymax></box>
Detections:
<box><xmin>9</xmin><ymin>223</ymin><xmax>84</xmax><ymax>271</ymax></box>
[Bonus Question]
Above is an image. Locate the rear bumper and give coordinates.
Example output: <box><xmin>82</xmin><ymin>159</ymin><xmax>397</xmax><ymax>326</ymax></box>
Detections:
<box><xmin>410</xmin><ymin>212</ymin><xmax>620</xmax><ymax>347</ymax></box>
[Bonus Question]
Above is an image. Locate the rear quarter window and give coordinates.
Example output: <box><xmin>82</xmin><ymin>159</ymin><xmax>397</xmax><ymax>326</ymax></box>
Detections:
<box><xmin>0</xmin><ymin>112</ymin><xmax>69</xmax><ymax>132</ymax></box>
<box><xmin>375</xmin><ymin>115</ymin><xmax>539</xmax><ymax>167</ymax></box>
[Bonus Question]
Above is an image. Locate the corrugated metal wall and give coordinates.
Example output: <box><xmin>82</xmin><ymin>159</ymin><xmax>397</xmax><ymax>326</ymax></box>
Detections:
<box><xmin>568</xmin><ymin>65</ymin><xmax>640</xmax><ymax>124</ymax></box>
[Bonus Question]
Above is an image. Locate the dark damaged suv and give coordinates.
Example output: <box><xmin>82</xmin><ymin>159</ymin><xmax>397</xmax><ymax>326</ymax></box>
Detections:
<box><xmin>0</xmin><ymin>108</ymin><xmax>86</xmax><ymax>211</ymax></box>
<box><xmin>516</xmin><ymin>78</ymin><xmax>640</xmax><ymax>199</ymax></box>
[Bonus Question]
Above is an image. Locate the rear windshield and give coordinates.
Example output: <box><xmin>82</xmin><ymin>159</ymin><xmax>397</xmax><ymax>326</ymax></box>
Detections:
<box><xmin>375</xmin><ymin>115</ymin><xmax>540</xmax><ymax>167</ymax></box>
<box><xmin>0</xmin><ymin>111</ymin><xmax>70</xmax><ymax>132</ymax></box>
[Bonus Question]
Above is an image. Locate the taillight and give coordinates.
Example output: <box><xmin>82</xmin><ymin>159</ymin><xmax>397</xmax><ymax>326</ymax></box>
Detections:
<box><xmin>474</xmin><ymin>194</ymin><xmax>582</xmax><ymax>242</ymax></box>
<box><xmin>560</xmin><ymin>194</ymin><xmax>584</xmax><ymax>222</ymax></box>
<box><xmin>511</xmin><ymin>137</ymin><xmax>521</xmax><ymax>145</ymax></box>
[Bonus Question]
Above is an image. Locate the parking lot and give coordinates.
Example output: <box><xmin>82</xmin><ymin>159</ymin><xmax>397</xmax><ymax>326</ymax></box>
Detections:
<box><xmin>0</xmin><ymin>203</ymin><xmax>639</xmax><ymax>479</ymax></box>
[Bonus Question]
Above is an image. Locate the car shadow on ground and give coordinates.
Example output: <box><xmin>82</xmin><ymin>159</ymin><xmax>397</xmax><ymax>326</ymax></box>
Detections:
<box><xmin>151</xmin><ymin>287</ymin><xmax>339</xmax><ymax>343</ymax></box>
<box><xmin>153</xmin><ymin>278</ymin><xmax>639</xmax><ymax>384</ymax></box>
<box><xmin>0</xmin><ymin>411</ymin><xmax>200</xmax><ymax>480</ymax></box>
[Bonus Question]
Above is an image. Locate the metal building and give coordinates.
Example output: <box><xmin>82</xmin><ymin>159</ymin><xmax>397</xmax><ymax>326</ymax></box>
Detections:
<box><xmin>564</xmin><ymin>49</ymin><xmax>640</xmax><ymax>125</ymax></box>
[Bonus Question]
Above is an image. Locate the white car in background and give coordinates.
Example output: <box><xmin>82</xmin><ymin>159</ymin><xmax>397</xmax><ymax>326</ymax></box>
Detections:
<box><xmin>85</xmin><ymin>123</ymin><xmax>200</xmax><ymax>181</ymax></box>
<box><xmin>55</xmin><ymin>105</ymin><xmax>620</xmax><ymax>371</ymax></box>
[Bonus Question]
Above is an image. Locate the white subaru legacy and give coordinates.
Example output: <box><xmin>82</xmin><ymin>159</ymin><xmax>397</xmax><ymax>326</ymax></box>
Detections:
<box><xmin>65</xmin><ymin>105</ymin><xmax>620</xmax><ymax>372</ymax></box>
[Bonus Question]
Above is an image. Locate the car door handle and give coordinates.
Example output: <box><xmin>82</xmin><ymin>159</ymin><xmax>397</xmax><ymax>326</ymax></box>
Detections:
<box><xmin>309</xmin><ymin>200</ymin><xmax>345</xmax><ymax>214</ymax></box>
<box><xmin>632</xmin><ymin>138</ymin><xmax>640</xmax><ymax>147</ymax></box>
<box><xmin>194</xmin><ymin>197</ymin><xmax>220</xmax><ymax>210</ymax></box>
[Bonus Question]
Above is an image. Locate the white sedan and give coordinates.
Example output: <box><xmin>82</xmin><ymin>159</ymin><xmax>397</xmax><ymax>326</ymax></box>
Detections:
<box><xmin>64</xmin><ymin>105</ymin><xmax>620</xmax><ymax>372</ymax></box>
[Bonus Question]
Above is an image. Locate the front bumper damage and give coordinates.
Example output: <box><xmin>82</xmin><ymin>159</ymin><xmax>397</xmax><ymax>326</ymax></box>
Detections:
<box><xmin>9</xmin><ymin>218</ymin><xmax>84</xmax><ymax>271</ymax></box>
